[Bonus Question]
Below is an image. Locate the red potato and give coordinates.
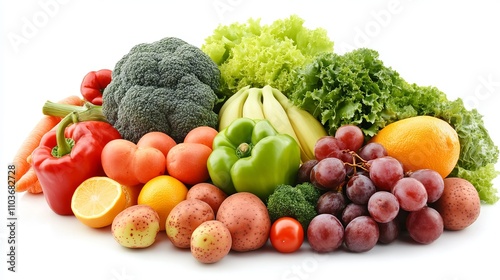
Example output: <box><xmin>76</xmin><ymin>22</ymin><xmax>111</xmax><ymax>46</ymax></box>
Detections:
<box><xmin>191</xmin><ymin>220</ymin><xmax>232</xmax><ymax>264</ymax></box>
<box><xmin>186</xmin><ymin>183</ymin><xmax>228</xmax><ymax>214</ymax></box>
<box><xmin>432</xmin><ymin>177</ymin><xmax>481</xmax><ymax>231</ymax></box>
<box><xmin>216</xmin><ymin>192</ymin><xmax>271</xmax><ymax>252</ymax></box>
<box><xmin>165</xmin><ymin>199</ymin><xmax>215</xmax><ymax>249</ymax></box>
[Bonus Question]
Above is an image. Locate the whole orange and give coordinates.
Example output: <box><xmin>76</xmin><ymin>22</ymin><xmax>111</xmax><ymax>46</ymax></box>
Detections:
<box><xmin>370</xmin><ymin>116</ymin><xmax>460</xmax><ymax>178</ymax></box>
<box><xmin>138</xmin><ymin>175</ymin><xmax>188</xmax><ymax>231</ymax></box>
<box><xmin>183</xmin><ymin>126</ymin><xmax>219</xmax><ymax>149</ymax></box>
<box><xmin>166</xmin><ymin>142</ymin><xmax>212</xmax><ymax>186</ymax></box>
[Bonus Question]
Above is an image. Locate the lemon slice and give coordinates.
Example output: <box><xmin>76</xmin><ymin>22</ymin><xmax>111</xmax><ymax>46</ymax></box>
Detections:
<box><xmin>71</xmin><ymin>176</ymin><xmax>127</xmax><ymax>228</ymax></box>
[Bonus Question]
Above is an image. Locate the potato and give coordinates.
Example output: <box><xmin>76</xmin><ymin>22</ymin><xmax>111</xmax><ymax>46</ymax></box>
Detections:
<box><xmin>432</xmin><ymin>177</ymin><xmax>481</xmax><ymax>230</ymax></box>
<box><xmin>191</xmin><ymin>220</ymin><xmax>232</xmax><ymax>264</ymax></box>
<box><xmin>216</xmin><ymin>192</ymin><xmax>271</xmax><ymax>252</ymax></box>
<box><xmin>111</xmin><ymin>204</ymin><xmax>160</xmax><ymax>248</ymax></box>
<box><xmin>186</xmin><ymin>183</ymin><xmax>228</xmax><ymax>214</ymax></box>
<box><xmin>166</xmin><ymin>199</ymin><xmax>215</xmax><ymax>248</ymax></box>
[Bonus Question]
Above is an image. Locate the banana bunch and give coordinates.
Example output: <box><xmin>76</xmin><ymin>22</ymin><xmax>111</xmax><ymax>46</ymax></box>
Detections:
<box><xmin>218</xmin><ymin>85</ymin><xmax>328</xmax><ymax>162</ymax></box>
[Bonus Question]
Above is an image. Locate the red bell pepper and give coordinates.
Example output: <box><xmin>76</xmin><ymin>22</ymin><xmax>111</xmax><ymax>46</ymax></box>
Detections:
<box><xmin>80</xmin><ymin>69</ymin><xmax>112</xmax><ymax>105</ymax></box>
<box><xmin>31</xmin><ymin>102</ymin><xmax>121</xmax><ymax>215</ymax></box>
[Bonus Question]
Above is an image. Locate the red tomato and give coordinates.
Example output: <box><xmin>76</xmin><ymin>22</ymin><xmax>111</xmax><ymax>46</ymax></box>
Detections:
<box><xmin>269</xmin><ymin>217</ymin><xmax>304</xmax><ymax>253</ymax></box>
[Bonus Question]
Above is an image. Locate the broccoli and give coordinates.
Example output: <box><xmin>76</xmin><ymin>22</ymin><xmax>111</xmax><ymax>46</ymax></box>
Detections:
<box><xmin>102</xmin><ymin>37</ymin><xmax>221</xmax><ymax>143</ymax></box>
<box><xmin>266</xmin><ymin>182</ymin><xmax>322</xmax><ymax>230</ymax></box>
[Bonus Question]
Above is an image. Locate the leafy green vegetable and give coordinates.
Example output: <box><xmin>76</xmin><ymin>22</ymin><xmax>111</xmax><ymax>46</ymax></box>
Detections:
<box><xmin>202</xmin><ymin>15</ymin><xmax>333</xmax><ymax>99</ymax></box>
<box><xmin>290</xmin><ymin>48</ymin><xmax>499</xmax><ymax>204</ymax></box>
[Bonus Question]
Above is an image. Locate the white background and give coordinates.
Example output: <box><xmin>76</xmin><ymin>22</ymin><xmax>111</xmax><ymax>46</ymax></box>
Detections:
<box><xmin>1</xmin><ymin>1</ymin><xmax>500</xmax><ymax>279</ymax></box>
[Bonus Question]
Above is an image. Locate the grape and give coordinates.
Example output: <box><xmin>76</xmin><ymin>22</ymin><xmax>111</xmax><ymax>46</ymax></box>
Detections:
<box><xmin>408</xmin><ymin>169</ymin><xmax>444</xmax><ymax>203</ymax></box>
<box><xmin>368</xmin><ymin>156</ymin><xmax>404</xmax><ymax>191</ymax></box>
<box><xmin>314</xmin><ymin>136</ymin><xmax>346</xmax><ymax>161</ymax></box>
<box><xmin>392</xmin><ymin>177</ymin><xmax>428</xmax><ymax>211</ymax></box>
<box><xmin>367</xmin><ymin>191</ymin><xmax>400</xmax><ymax>223</ymax></box>
<box><xmin>406</xmin><ymin>206</ymin><xmax>443</xmax><ymax>244</ymax></box>
<box><xmin>344</xmin><ymin>215</ymin><xmax>379</xmax><ymax>253</ymax></box>
<box><xmin>341</xmin><ymin>203</ymin><xmax>369</xmax><ymax>226</ymax></box>
<box><xmin>346</xmin><ymin>174</ymin><xmax>376</xmax><ymax>205</ymax></box>
<box><xmin>310</xmin><ymin>157</ymin><xmax>346</xmax><ymax>191</ymax></box>
<box><xmin>307</xmin><ymin>214</ymin><xmax>344</xmax><ymax>253</ymax></box>
<box><xmin>296</xmin><ymin>159</ymin><xmax>318</xmax><ymax>183</ymax></box>
<box><xmin>358</xmin><ymin>142</ymin><xmax>387</xmax><ymax>161</ymax></box>
<box><xmin>316</xmin><ymin>191</ymin><xmax>347</xmax><ymax>218</ymax></box>
<box><xmin>334</xmin><ymin>125</ymin><xmax>364</xmax><ymax>152</ymax></box>
<box><xmin>377</xmin><ymin>219</ymin><xmax>399</xmax><ymax>244</ymax></box>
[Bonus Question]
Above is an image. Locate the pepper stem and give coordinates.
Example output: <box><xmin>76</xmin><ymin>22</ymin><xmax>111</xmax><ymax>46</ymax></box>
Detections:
<box><xmin>236</xmin><ymin>143</ymin><xmax>252</xmax><ymax>158</ymax></box>
<box><xmin>49</xmin><ymin>101</ymin><xmax>109</xmax><ymax>157</ymax></box>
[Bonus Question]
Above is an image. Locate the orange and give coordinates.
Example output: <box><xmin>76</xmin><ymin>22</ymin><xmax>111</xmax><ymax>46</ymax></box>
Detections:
<box><xmin>137</xmin><ymin>175</ymin><xmax>188</xmax><ymax>231</ymax></box>
<box><xmin>122</xmin><ymin>184</ymin><xmax>143</xmax><ymax>207</ymax></box>
<box><xmin>370</xmin><ymin>116</ymin><xmax>460</xmax><ymax>178</ymax></box>
<box><xmin>183</xmin><ymin>126</ymin><xmax>219</xmax><ymax>149</ymax></box>
<box><xmin>166</xmin><ymin>142</ymin><xmax>212</xmax><ymax>186</ymax></box>
<box><xmin>71</xmin><ymin>176</ymin><xmax>127</xmax><ymax>228</ymax></box>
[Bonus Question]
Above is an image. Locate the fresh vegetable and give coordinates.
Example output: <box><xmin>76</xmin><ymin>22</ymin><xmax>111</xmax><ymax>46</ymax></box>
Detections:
<box><xmin>186</xmin><ymin>182</ymin><xmax>228</xmax><ymax>214</ymax></box>
<box><xmin>14</xmin><ymin>95</ymin><xmax>85</xmax><ymax>193</ymax></box>
<box><xmin>216</xmin><ymin>192</ymin><xmax>271</xmax><ymax>252</ymax></box>
<box><xmin>111</xmin><ymin>204</ymin><xmax>160</xmax><ymax>249</ymax></box>
<box><xmin>31</xmin><ymin>102</ymin><xmax>121</xmax><ymax>215</ymax></box>
<box><xmin>217</xmin><ymin>85</ymin><xmax>328</xmax><ymax>162</ymax></box>
<box><xmin>207</xmin><ymin>117</ymin><xmax>301</xmax><ymax>201</ymax></box>
<box><xmin>80</xmin><ymin>69</ymin><xmax>112</xmax><ymax>105</ymax></box>
<box><xmin>136</xmin><ymin>131</ymin><xmax>177</xmax><ymax>157</ymax></box>
<box><xmin>202</xmin><ymin>14</ymin><xmax>334</xmax><ymax>99</ymax></box>
<box><xmin>183</xmin><ymin>126</ymin><xmax>219</xmax><ymax>149</ymax></box>
<box><xmin>191</xmin><ymin>220</ymin><xmax>232</xmax><ymax>264</ymax></box>
<box><xmin>166</xmin><ymin>142</ymin><xmax>212</xmax><ymax>186</ymax></box>
<box><xmin>266</xmin><ymin>182</ymin><xmax>322</xmax><ymax>230</ymax></box>
<box><xmin>166</xmin><ymin>199</ymin><xmax>215</xmax><ymax>249</ymax></box>
<box><xmin>290</xmin><ymin>48</ymin><xmax>499</xmax><ymax>203</ymax></box>
<box><xmin>269</xmin><ymin>217</ymin><xmax>304</xmax><ymax>254</ymax></box>
<box><xmin>431</xmin><ymin>177</ymin><xmax>481</xmax><ymax>231</ymax></box>
<box><xmin>101</xmin><ymin>37</ymin><xmax>221</xmax><ymax>143</ymax></box>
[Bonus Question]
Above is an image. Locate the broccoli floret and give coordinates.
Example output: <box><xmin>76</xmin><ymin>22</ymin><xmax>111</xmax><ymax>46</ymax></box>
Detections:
<box><xmin>266</xmin><ymin>182</ymin><xmax>322</xmax><ymax>230</ymax></box>
<box><xmin>102</xmin><ymin>37</ymin><xmax>221</xmax><ymax>143</ymax></box>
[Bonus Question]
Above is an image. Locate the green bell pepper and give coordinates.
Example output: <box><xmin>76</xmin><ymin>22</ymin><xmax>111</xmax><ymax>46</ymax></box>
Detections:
<box><xmin>207</xmin><ymin>117</ymin><xmax>301</xmax><ymax>201</ymax></box>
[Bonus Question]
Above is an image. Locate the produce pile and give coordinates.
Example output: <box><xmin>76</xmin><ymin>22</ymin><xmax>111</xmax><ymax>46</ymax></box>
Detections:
<box><xmin>11</xmin><ymin>15</ymin><xmax>499</xmax><ymax>264</ymax></box>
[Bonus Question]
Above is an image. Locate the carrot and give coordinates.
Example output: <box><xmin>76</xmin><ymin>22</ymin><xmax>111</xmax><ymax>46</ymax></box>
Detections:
<box><xmin>15</xmin><ymin>167</ymin><xmax>39</xmax><ymax>193</ymax></box>
<box><xmin>13</xmin><ymin>95</ymin><xmax>85</xmax><ymax>191</ymax></box>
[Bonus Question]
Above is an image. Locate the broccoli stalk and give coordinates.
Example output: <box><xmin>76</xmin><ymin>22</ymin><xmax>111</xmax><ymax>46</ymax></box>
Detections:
<box><xmin>266</xmin><ymin>182</ymin><xmax>322</xmax><ymax>230</ymax></box>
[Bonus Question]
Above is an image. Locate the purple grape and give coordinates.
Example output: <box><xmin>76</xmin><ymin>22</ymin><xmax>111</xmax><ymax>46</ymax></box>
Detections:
<box><xmin>367</xmin><ymin>191</ymin><xmax>400</xmax><ymax>223</ymax></box>
<box><xmin>341</xmin><ymin>203</ymin><xmax>369</xmax><ymax>226</ymax></box>
<box><xmin>358</xmin><ymin>142</ymin><xmax>387</xmax><ymax>161</ymax></box>
<box><xmin>310</xmin><ymin>157</ymin><xmax>346</xmax><ymax>191</ymax></box>
<box><xmin>406</xmin><ymin>206</ymin><xmax>443</xmax><ymax>245</ymax></box>
<box><xmin>392</xmin><ymin>177</ymin><xmax>428</xmax><ymax>212</ymax></box>
<box><xmin>378</xmin><ymin>219</ymin><xmax>400</xmax><ymax>244</ymax></box>
<box><xmin>344</xmin><ymin>216</ymin><xmax>379</xmax><ymax>253</ymax></box>
<box><xmin>296</xmin><ymin>159</ymin><xmax>318</xmax><ymax>183</ymax></box>
<box><xmin>307</xmin><ymin>214</ymin><xmax>344</xmax><ymax>253</ymax></box>
<box><xmin>335</xmin><ymin>125</ymin><xmax>365</xmax><ymax>152</ymax></box>
<box><xmin>368</xmin><ymin>156</ymin><xmax>404</xmax><ymax>192</ymax></box>
<box><xmin>314</xmin><ymin>136</ymin><xmax>346</xmax><ymax>161</ymax></box>
<box><xmin>408</xmin><ymin>169</ymin><xmax>444</xmax><ymax>203</ymax></box>
<box><xmin>316</xmin><ymin>191</ymin><xmax>347</xmax><ymax>218</ymax></box>
<box><xmin>346</xmin><ymin>174</ymin><xmax>376</xmax><ymax>205</ymax></box>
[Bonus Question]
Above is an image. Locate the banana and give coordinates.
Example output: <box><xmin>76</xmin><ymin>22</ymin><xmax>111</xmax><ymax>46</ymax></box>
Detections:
<box><xmin>261</xmin><ymin>85</ymin><xmax>309</xmax><ymax>162</ymax></box>
<box><xmin>271</xmin><ymin>87</ymin><xmax>328</xmax><ymax>162</ymax></box>
<box><xmin>242</xmin><ymin>87</ymin><xmax>265</xmax><ymax>120</ymax></box>
<box><xmin>218</xmin><ymin>86</ymin><xmax>249</xmax><ymax>130</ymax></box>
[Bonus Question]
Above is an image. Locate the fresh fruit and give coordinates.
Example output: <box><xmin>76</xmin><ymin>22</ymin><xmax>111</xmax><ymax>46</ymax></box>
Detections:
<box><xmin>431</xmin><ymin>177</ymin><xmax>481</xmax><ymax>230</ymax></box>
<box><xmin>344</xmin><ymin>215</ymin><xmax>379</xmax><ymax>253</ymax></box>
<box><xmin>136</xmin><ymin>131</ymin><xmax>177</xmax><ymax>157</ymax></box>
<box><xmin>307</xmin><ymin>214</ymin><xmax>344</xmax><ymax>253</ymax></box>
<box><xmin>122</xmin><ymin>184</ymin><xmax>143</xmax><ymax>208</ymax></box>
<box><xmin>345</xmin><ymin>174</ymin><xmax>377</xmax><ymax>205</ymax></box>
<box><xmin>392</xmin><ymin>177</ymin><xmax>428</xmax><ymax>212</ymax></box>
<box><xmin>269</xmin><ymin>217</ymin><xmax>304</xmax><ymax>253</ymax></box>
<box><xmin>406</xmin><ymin>206</ymin><xmax>443</xmax><ymax>244</ymax></box>
<box><xmin>316</xmin><ymin>191</ymin><xmax>347</xmax><ymax>217</ymax></box>
<box><xmin>138</xmin><ymin>175</ymin><xmax>188</xmax><ymax>231</ymax></box>
<box><xmin>166</xmin><ymin>142</ymin><xmax>212</xmax><ymax>186</ymax></box>
<box><xmin>111</xmin><ymin>204</ymin><xmax>160</xmax><ymax>248</ymax></box>
<box><xmin>186</xmin><ymin>182</ymin><xmax>228</xmax><ymax>214</ymax></box>
<box><xmin>367</xmin><ymin>191</ymin><xmax>400</xmax><ymax>223</ymax></box>
<box><xmin>166</xmin><ymin>199</ymin><xmax>215</xmax><ymax>249</ymax></box>
<box><xmin>370</xmin><ymin>115</ymin><xmax>460</xmax><ymax>178</ymax></box>
<box><xmin>310</xmin><ymin>157</ymin><xmax>346</xmax><ymax>191</ymax></box>
<box><xmin>183</xmin><ymin>126</ymin><xmax>219</xmax><ymax>149</ymax></box>
<box><xmin>368</xmin><ymin>156</ymin><xmax>404</xmax><ymax>191</ymax></box>
<box><xmin>190</xmin><ymin>220</ymin><xmax>232</xmax><ymax>264</ymax></box>
<box><xmin>71</xmin><ymin>176</ymin><xmax>127</xmax><ymax>228</ymax></box>
<box><xmin>408</xmin><ymin>169</ymin><xmax>444</xmax><ymax>203</ymax></box>
<box><xmin>334</xmin><ymin>124</ymin><xmax>364</xmax><ymax>152</ymax></box>
<box><xmin>216</xmin><ymin>192</ymin><xmax>271</xmax><ymax>252</ymax></box>
<box><xmin>377</xmin><ymin>219</ymin><xmax>400</xmax><ymax>244</ymax></box>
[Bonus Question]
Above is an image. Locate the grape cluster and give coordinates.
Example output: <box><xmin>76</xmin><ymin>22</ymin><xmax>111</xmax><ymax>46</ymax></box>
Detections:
<box><xmin>299</xmin><ymin>125</ymin><xmax>446</xmax><ymax>253</ymax></box>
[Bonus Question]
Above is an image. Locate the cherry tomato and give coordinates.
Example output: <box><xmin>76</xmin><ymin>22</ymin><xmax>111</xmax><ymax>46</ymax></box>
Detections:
<box><xmin>269</xmin><ymin>217</ymin><xmax>304</xmax><ymax>253</ymax></box>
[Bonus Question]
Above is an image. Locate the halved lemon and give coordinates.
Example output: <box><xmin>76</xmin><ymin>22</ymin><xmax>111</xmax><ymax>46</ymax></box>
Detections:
<box><xmin>71</xmin><ymin>176</ymin><xmax>127</xmax><ymax>228</ymax></box>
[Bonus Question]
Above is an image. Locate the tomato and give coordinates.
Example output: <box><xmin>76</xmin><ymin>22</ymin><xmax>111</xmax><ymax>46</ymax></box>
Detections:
<box><xmin>269</xmin><ymin>217</ymin><xmax>304</xmax><ymax>253</ymax></box>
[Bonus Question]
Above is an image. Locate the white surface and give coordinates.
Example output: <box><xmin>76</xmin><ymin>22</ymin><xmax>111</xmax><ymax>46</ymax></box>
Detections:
<box><xmin>1</xmin><ymin>1</ymin><xmax>500</xmax><ymax>279</ymax></box>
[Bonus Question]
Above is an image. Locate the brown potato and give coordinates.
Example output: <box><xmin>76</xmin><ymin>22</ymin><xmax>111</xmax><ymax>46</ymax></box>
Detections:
<box><xmin>186</xmin><ymin>183</ymin><xmax>228</xmax><ymax>214</ymax></box>
<box><xmin>432</xmin><ymin>177</ymin><xmax>481</xmax><ymax>231</ymax></box>
<box><xmin>216</xmin><ymin>192</ymin><xmax>271</xmax><ymax>252</ymax></box>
